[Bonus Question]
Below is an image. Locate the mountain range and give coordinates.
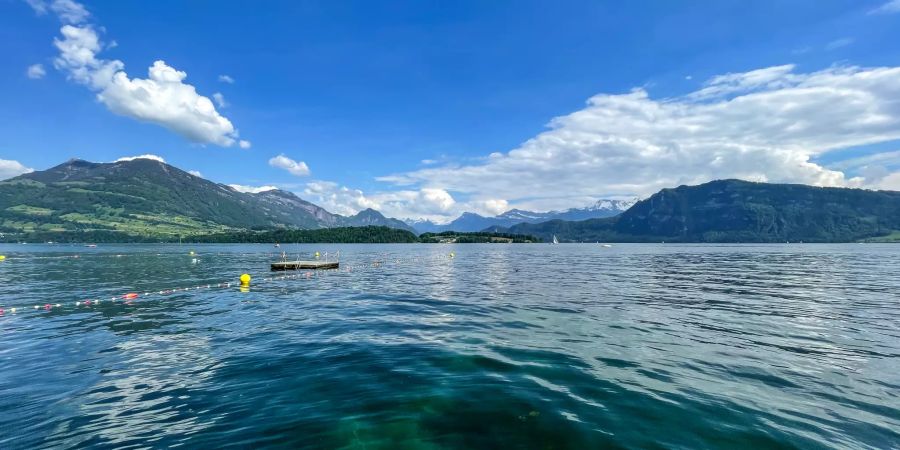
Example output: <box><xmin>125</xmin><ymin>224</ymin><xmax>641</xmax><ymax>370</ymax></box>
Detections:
<box><xmin>0</xmin><ymin>158</ymin><xmax>413</xmax><ymax>240</ymax></box>
<box><xmin>503</xmin><ymin>179</ymin><xmax>900</xmax><ymax>243</ymax></box>
<box><xmin>405</xmin><ymin>199</ymin><xmax>635</xmax><ymax>233</ymax></box>
<box><xmin>3</xmin><ymin>158</ymin><xmax>899</xmax><ymax>243</ymax></box>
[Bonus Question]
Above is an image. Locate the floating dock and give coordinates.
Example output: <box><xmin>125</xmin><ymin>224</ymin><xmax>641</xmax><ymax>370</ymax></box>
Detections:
<box><xmin>271</xmin><ymin>260</ymin><xmax>340</xmax><ymax>271</ymax></box>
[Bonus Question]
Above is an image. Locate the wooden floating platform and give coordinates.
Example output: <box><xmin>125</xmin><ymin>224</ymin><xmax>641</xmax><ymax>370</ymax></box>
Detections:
<box><xmin>271</xmin><ymin>260</ymin><xmax>340</xmax><ymax>271</ymax></box>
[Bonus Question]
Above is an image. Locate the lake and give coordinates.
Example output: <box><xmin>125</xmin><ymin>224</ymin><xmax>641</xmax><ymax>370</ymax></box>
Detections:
<box><xmin>1</xmin><ymin>243</ymin><xmax>898</xmax><ymax>449</ymax></box>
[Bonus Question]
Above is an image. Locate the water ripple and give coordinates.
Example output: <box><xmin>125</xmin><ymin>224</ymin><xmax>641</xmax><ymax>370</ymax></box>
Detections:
<box><xmin>1</xmin><ymin>243</ymin><xmax>899</xmax><ymax>449</ymax></box>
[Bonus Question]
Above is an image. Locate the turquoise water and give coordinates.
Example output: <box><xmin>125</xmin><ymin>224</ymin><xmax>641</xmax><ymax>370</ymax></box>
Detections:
<box><xmin>0</xmin><ymin>243</ymin><xmax>898</xmax><ymax>449</ymax></box>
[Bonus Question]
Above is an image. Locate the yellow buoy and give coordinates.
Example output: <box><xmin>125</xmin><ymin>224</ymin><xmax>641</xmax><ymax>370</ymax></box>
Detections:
<box><xmin>189</xmin><ymin>251</ymin><xmax>196</xmax><ymax>256</ymax></box>
<box><xmin>315</xmin><ymin>251</ymin><xmax>320</xmax><ymax>259</ymax></box>
<box><xmin>0</xmin><ymin>255</ymin><xmax>6</xmax><ymax>261</ymax></box>
<box><xmin>240</xmin><ymin>273</ymin><xmax>251</xmax><ymax>286</ymax></box>
<box><xmin>449</xmin><ymin>252</ymin><xmax>455</xmax><ymax>258</ymax></box>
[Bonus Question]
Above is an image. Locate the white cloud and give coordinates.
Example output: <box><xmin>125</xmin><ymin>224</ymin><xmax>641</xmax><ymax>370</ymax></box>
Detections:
<box><xmin>688</xmin><ymin>64</ymin><xmax>796</xmax><ymax>100</ymax></box>
<box><xmin>378</xmin><ymin>64</ymin><xmax>900</xmax><ymax>212</ymax></box>
<box><xmin>269</xmin><ymin>154</ymin><xmax>310</xmax><ymax>176</ymax></box>
<box><xmin>218</xmin><ymin>74</ymin><xmax>235</xmax><ymax>84</ymax></box>
<box><xmin>45</xmin><ymin>2</ymin><xmax>245</xmax><ymax>147</ymax></box>
<box><xmin>188</xmin><ymin>170</ymin><xmax>203</xmax><ymax>178</ymax></box>
<box><xmin>827</xmin><ymin>150</ymin><xmax>900</xmax><ymax>188</ymax></box>
<box><xmin>228</xmin><ymin>184</ymin><xmax>277</xmax><ymax>194</ymax></box>
<box><xmin>874</xmin><ymin>172</ymin><xmax>900</xmax><ymax>190</ymax></box>
<box><xmin>301</xmin><ymin>181</ymin><xmax>511</xmax><ymax>222</ymax></box>
<box><xmin>114</xmin><ymin>154</ymin><xmax>165</xmax><ymax>163</ymax></box>
<box><xmin>28</xmin><ymin>0</ymin><xmax>89</xmax><ymax>24</ymax></box>
<box><xmin>420</xmin><ymin>188</ymin><xmax>456</xmax><ymax>212</ymax></box>
<box><xmin>828</xmin><ymin>150</ymin><xmax>900</xmax><ymax>172</ymax></box>
<box><xmin>27</xmin><ymin>64</ymin><xmax>46</xmax><ymax>79</ymax></box>
<box><xmin>0</xmin><ymin>159</ymin><xmax>35</xmax><ymax>181</ymax></box>
<box><xmin>212</xmin><ymin>92</ymin><xmax>228</xmax><ymax>108</ymax></box>
<box><xmin>869</xmin><ymin>0</ymin><xmax>900</xmax><ymax>14</ymax></box>
<box><xmin>303</xmin><ymin>182</ymin><xmax>457</xmax><ymax>218</ymax></box>
<box><xmin>473</xmin><ymin>199</ymin><xmax>509</xmax><ymax>216</ymax></box>
<box><xmin>825</xmin><ymin>37</ymin><xmax>854</xmax><ymax>51</ymax></box>
<box><xmin>239</xmin><ymin>140</ymin><xmax>251</xmax><ymax>149</ymax></box>
<box><xmin>303</xmin><ymin>181</ymin><xmax>379</xmax><ymax>216</ymax></box>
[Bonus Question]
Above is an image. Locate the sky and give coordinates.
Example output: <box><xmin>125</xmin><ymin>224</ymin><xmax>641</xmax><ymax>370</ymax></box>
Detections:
<box><xmin>2</xmin><ymin>0</ymin><xmax>900</xmax><ymax>223</ymax></box>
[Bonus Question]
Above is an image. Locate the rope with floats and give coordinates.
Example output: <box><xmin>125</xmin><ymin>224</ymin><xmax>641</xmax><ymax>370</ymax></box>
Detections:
<box><xmin>0</xmin><ymin>251</ymin><xmax>458</xmax><ymax>319</ymax></box>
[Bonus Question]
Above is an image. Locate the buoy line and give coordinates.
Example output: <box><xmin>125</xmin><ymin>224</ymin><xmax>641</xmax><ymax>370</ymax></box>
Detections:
<box><xmin>0</xmin><ymin>270</ymin><xmax>326</xmax><ymax>318</ymax></box>
<box><xmin>0</xmin><ymin>252</ymin><xmax>458</xmax><ymax>319</ymax></box>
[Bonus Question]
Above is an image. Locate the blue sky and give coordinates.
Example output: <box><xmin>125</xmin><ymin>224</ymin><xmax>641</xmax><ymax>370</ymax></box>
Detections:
<box><xmin>2</xmin><ymin>0</ymin><xmax>900</xmax><ymax>221</ymax></box>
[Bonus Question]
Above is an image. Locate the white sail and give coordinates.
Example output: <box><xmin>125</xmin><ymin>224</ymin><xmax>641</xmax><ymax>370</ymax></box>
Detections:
<box><xmin>552</xmin><ymin>235</ymin><xmax>559</xmax><ymax>244</ymax></box>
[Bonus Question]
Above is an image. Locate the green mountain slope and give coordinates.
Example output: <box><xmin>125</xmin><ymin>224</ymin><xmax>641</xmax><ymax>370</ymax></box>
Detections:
<box><xmin>0</xmin><ymin>158</ymin><xmax>412</xmax><ymax>240</ymax></box>
<box><xmin>341</xmin><ymin>208</ymin><xmax>415</xmax><ymax>232</ymax></box>
<box><xmin>507</xmin><ymin>180</ymin><xmax>900</xmax><ymax>243</ymax></box>
<box><xmin>186</xmin><ymin>226</ymin><xmax>420</xmax><ymax>243</ymax></box>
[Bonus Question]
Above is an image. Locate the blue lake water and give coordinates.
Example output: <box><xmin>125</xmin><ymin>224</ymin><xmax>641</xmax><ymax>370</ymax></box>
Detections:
<box><xmin>0</xmin><ymin>243</ymin><xmax>898</xmax><ymax>449</ymax></box>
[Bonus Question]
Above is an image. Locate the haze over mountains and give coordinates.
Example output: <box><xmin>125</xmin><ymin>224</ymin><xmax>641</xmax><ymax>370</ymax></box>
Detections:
<box><xmin>405</xmin><ymin>199</ymin><xmax>635</xmax><ymax>233</ymax></box>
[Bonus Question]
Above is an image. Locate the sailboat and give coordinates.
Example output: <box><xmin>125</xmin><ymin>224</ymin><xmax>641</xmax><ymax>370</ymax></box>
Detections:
<box><xmin>552</xmin><ymin>235</ymin><xmax>559</xmax><ymax>244</ymax></box>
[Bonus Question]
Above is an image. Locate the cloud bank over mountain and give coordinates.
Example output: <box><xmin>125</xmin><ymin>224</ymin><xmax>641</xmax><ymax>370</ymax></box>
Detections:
<box><xmin>371</xmin><ymin>64</ymin><xmax>900</xmax><ymax>216</ymax></box>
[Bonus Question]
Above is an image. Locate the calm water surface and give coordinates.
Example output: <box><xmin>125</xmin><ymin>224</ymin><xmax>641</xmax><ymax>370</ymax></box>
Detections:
<box><xmin>0</xmin><ymin>243</ymin><xmax>898</xmax><ymax>449</ymax></box>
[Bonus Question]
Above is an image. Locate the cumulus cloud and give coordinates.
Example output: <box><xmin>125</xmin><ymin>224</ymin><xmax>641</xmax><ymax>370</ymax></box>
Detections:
<box><xmin>212</xmin><ymin>92</ymin><xmax>227</xmax><ymax>108</ymax></box>
<box><xmin>26</xmin><ymin>64</ymin><xmax>46</xmax><ymax>79</ymax></box>
<box><xmin>419</xmin><ymin>188</ymin><xmax>456</xmax><ymax>212</ymax></box>
<box><xmin>228</xmin><ymin>184</ymin><xmax>277</xmax><ymax>194</ymax></box>
<box><xmin>43</xmin><ymin>1</ymin><xmax>245</xmax><ymax>147</ymax></box>
<box><xmin>301</xmin><ymin>181</ymin><xmax>510</xmax><ymax>222</ymax></box>
<box><xmin>218</xmin><ymin>74</ymin><xmax>235</xmax><ymax>84</ymax></box>
<box><xmin>0</xmin><ymin>159</ymin><xmax>35</xmax><ymax>180</ymax></box>
<box><xmin>239</xmin><ymin>140</ymin><xmax>251</xmax><ymax>149</ymax></box>
<box><xmin>269</xmin><ymin>154</ymin><xmax>310</xmax><ymax>176</ymax></box>
<box><xmin>473</xmin><ymin>199</ymin><xmax>510</xmax><ymax>216</ymax></box>
<box><xmin>188</xmin><ymin>170</ymin><xmax>203</xmax><ymax>178</ymax></box>
<box><xmin>303</xmin><ymin>182</ymin><xmax>459</xmax><ymax>218</ymax></box>
<box><xmin>378</xmin><ymin>64</ymin><xmax>900</xmax><ymax>212</ymax></box>
<box><xmin>873</xmin><ymin>172</ymin><xmax>900</xmax><ymax>190</ymax></box>
<box><xmin>869</xmin><ymin>0</ymin><xmax>900</xmax><ymax>14</ymax></box>
<box><xmin>114</xmin><ymin>154</ymin><xmax>165</xmax><ymax>163</ymax></box>
<box><xmin>303</xmin><ymin>181</ymin><xmax>379</xmax><ymax>216</ymax></box>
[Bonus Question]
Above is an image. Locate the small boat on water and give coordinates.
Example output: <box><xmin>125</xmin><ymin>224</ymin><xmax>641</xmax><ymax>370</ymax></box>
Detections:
<box><xmin>85</xmin><ymin>244</ymin><xmax>97</xmax><ymax>248</ymax></box>
<box><xmin>274</xmin><ymin>243</ymin><xmax>280</xmax><ymax>248</ymax></box>
<box><xmin>552</xmin><ymin>235</ymin><xmax>559</xmax><ymax>244</ymax></box>
<box><xmin>600</xmin><ymin>244</ymin><xmax>612</xmax><ymax>248</ymax></box>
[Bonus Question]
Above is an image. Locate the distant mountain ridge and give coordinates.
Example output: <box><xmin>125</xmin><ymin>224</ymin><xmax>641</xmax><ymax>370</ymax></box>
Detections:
<box><xmin>7</xmin><ymin>160</ymin><xmax>893</xmax><ymax>243</ymax></box>
<box><xmin>504</xmin><ymin>179</ymin><xmax>900</xmax><ymax>243</ymax></box>
<box><xmin>406</xmin><ymin>199</ymin><xmax>635</xmax><ymax>233</ymax></box>
<box><xmin>0</xmin><ymin>158</ymin><xmax>413</xmax><ymax>240</ymax></box>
